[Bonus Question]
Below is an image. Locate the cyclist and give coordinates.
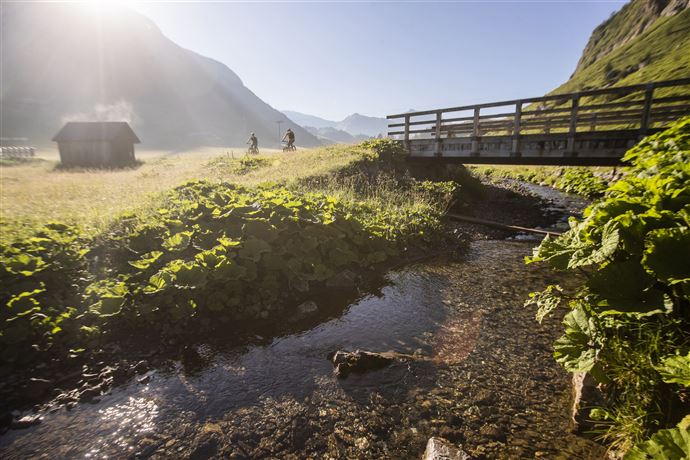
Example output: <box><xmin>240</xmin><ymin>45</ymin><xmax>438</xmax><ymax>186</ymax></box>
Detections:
<box><xmin>246</xmin><ymin>132</ymin><xmax>258</xmax><ymax>154</ymax></box>
<box><xmin>282</xmin><ymin>128</ymin><xmax>295</xmax><ymax>151</ymax></box>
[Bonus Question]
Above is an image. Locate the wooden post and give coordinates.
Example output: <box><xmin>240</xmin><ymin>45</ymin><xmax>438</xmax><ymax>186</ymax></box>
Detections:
<box><xmin>566</xmin><ymin>96</ymin><xmax>579</xmax><ymax>156</ymax></box>
<box><xmin>511</xmin><ymin>101</ymin><xmax>522</xmax><ymax>157</ymax></box>
<box><xmin>404</xmin><ymin>115</ymin><xmax>411</xmax><ymax>150</ymax></box>
<box><xmin>471</xmin><ymin>107</ymin><xmax>480</xmax><ymax>156</ymax></box>
<box><xmin>435</xmin><ymin>111</ymin><xmax>443</xmax><ymax>156</ymax></box>
<box><xmin>590</xmin><ymin>113</ymin><xmax>597</xmax><ymax>132</ymax></box>
<box><xmin>640</xmin><ymin>84</ymin><xmax>654</xmax><ymax>135</ymax></box>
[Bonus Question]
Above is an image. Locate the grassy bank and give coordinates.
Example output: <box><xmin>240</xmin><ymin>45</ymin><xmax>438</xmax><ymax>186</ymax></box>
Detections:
<box><xmin>0</xmin><ymin>140</ymin><xmax>463</xmax><ymax>408</ymax></box>
<box><xmin>469</xmin><ymin>165</ymin><xmax>617</xmax><ymax>198</ymax></box>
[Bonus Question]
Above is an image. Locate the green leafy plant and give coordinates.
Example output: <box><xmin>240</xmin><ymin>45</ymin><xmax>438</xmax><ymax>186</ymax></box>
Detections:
<box><xmin>525</xmin><ymin>117</ymin><xmax>690</xmax><ymax>453</ymax></box>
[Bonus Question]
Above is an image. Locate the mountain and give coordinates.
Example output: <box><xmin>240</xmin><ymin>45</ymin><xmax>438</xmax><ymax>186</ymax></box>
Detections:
<box><xmin>282</xmin><ymin>110</ymin><xmax>388</xmax><ymax>138</ymax></box>
<box><xmin>283</xmin><ymin>111</ymin><xmax>336</xmax><ymax>130</ymax></box>
<box><xmin>303</xmin><ymin>126</ymin><xmax>370</xmax><ymax>144</ymax></box>
<box><xmin>0</xmin><ymin>3</ymin><xmax>320</xmax><ymax>148</ymax></box>
<box><xmin>335</xmin><ymin>113</ymin><xmax>389</xmax><ymax>138</ymax></box>
<box><xmin>552</xmin><ymin>0</ymin><xmax>690</xmax><ymax>94</ymax></box>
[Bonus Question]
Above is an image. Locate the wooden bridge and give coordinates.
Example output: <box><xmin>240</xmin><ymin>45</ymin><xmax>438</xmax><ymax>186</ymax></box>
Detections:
<box><xmin>387</xmin><ymin>78</ymin><xmax>690</xmax><ymax>165</ymax></box>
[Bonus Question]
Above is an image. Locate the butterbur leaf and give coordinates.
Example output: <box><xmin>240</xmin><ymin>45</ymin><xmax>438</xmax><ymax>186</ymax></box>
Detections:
<box><xmin>567</xmin><ymin>221</ymin><xmax>620</xmax><ymax>269</ymax></box>
<box><xmin>642</xmin><ymin>227</ymin><xmax>690</xmax><ymax>285</ymax></box>
<box><xmin>163</xmin><ymin>231</ymin><xmax>192</xmax><ymax>252</ymax></box>
<box><xmin>172</xmin><ymin>262</ymin><xmax>206</xmax><ymax>288</ymax></box>
<box><xmin>217</xmin><ymin>236</ymin><xmax>241</xmax><ymax>248</ymax></box>
<box><xmin>238</xmin><ymin>237</ymin><xmax>271</xmax><ymax>262</ymax></box>
<box><xmin>211</xmin><ymin>259</ymin><xmax>247</xmax><ymax>280</ymax></box>
<box><xmin>129</xmin><ymin>251</ymin><xmax>163</xmax><ymax>270</ymax></box>
<box><xmin>625</xmin><ymin>415</ymin><xmax>690</xmax><ymax>460</ymax></box>
<box><xmin>5</xmin><ymin>254</ymin><xmax>46</xmax><ymax>276</ymax></box>
<box><xmin>526</xmin><ymin>235</ymin><xmax>576</xmax><ymax>269</ymax></box>
<box><xmin>90</xmin><ymin>295</ymin><xmax>125</xmax><ymax>317</ymax></box>
<box><xmin>146</xmin><ymin>270</ymin><xmax>174</xmax><ymax>293</ymax></box>
<box><xmin>587</xmin><ymin>260</ymin><xmax>665</xmax><ymax>315</ymax></box>
<box><xmin>7</xmin><ymin>289</ymin><xmax>44</xmax><ymax>311</ymax></box>
<box><xmin>553</xmin><ymin>308</ymin><xmax>601</xmax><ymax>374</ymax></box>
<box><xmin>657</xmin><ymin>353</ymin><xmax>690</xmax><ymax>387</ymax></box>
<box><xmin>525</xmin><ymin>285</ymin><xmax>563</xmax><ymax>323</ymax></box>
<box><xmin>243</xmin><ymin>219</ymin><xmax>279</xmax><ymax>242</ymax></box>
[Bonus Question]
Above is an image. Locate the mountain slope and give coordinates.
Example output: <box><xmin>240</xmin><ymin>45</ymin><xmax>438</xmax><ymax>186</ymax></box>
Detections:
<box><xmin>282</xmin><ymin>110</ymin><xmax>387</xmax><ymax>137</ymax></box>
<box><xmin>303</xmin><ymin>126</ymin><xmax>369</xmax><ymax>144</ymax></box>
<box><xmin>335</xmin><ymin>113</ymin><xmax>388</xmax><ymax>137</ymax></box>
<box><xmin>553</xmin><ymin>0</ymin><xmax>690</xmax><ymax>95</ymax></box>
<box><xmin>282</xmin><ymin>111</ymin><xmax>337</xmax><ymax>130</ymax></box>
<box><xmin>573</xmin><ymin>0</ymin><xmax>688</xmax><ymax>73</ymax></box>
<box><xmin>0</xmin><ymin>3</ymin><xmax>320</xmax><ymax>148</ymax></box>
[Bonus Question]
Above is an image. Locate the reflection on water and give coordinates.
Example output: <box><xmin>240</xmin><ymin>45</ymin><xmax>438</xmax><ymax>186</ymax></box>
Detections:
<box><xmin>0</xmin><ymin>240</ymin><xmax>604</xmax><ymax>459</ymax></box>
<box><xmin>85</xmin><ymin>395</ymin><xmax>159</xmax><ymax>458</ymax></box>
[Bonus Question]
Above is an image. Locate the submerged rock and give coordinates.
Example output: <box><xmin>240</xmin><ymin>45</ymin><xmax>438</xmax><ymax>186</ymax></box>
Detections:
<box><xmin>422</xmin><ymin>437</ymin><xmax>471</xmax><ymax>460</ymax></box>
<box><xmin>328</xmin><ymin>350</ymin><xmax>417</xmax><ymax>378</ymax></box>
<box><xmin>326</xmin><ymin>269</ymin><xmax>358</xmax><ymax>289</ymax></box>
<box><xmin>11</xmin><ymin>414</ymin><xmax>42</xmax><ymax>429</ymax></box>
<box><xmin>290</xmin><ymin>301</ymin><xmax>319</xmax><ymax>323</ymax></box>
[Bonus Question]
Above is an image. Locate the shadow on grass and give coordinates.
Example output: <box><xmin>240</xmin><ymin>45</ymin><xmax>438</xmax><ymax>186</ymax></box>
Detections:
<box><xmin>52</xmin><ymin>159</ymin><xmax>145</xmax><ymax>172</ymax></box>
<box><xmin>0</xmin><ymin>157</ymin><xmax>47</xmax><ymax>167</ymax></box>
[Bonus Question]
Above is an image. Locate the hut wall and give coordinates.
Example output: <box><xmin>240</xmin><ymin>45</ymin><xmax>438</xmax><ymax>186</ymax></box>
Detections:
<box><xmin>112</xmin><ymin>140</ymin><xmax>136</xmax><ymax>165</ymax></box>
<box><xmin>58</xmin><ymin>141</ymin><xmax>114</xmax><ymax>167</ymax></box>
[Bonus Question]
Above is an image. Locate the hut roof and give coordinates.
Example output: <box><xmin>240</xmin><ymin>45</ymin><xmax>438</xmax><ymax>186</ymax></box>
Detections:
<box><xmin>52</xmin><ymin>122</ymin><xmax>140</xmax><ymax>143</ymax></box>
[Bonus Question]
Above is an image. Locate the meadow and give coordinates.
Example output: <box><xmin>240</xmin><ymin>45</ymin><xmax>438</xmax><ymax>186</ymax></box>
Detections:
<box><xmin>1</xmin><ymin>144</ymin><xmax>442</xmax><ymax>244</ymax></box>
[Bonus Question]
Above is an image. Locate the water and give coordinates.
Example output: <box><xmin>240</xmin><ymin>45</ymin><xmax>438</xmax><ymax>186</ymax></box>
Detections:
<box><xmin>0</xmin><ymin>187</ymin><xmax>605</xmax><ymax>459</ymax></box>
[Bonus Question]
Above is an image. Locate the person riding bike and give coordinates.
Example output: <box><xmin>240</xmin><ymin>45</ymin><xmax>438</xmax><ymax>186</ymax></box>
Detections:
<box><xmin>246</xmin><ymin>132</ymin><xmax>258</xmax><ymax>154</ymax></box>
<box><xmin>282</xmin><ymin>128</ymin><xmax>295</xmax><ymax>151</ymax></box>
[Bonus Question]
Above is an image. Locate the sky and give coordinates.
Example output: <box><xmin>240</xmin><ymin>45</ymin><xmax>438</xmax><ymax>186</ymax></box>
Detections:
<box><xmin>131</xmin><ymin>1</ymin><xmax>626</xmax><ymax>120</ymax></box>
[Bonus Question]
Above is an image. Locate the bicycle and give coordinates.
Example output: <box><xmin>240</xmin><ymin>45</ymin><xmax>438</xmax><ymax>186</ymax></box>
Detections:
<box><xmin>282</xmin><ymin>142</ymin><xmax>296</xmax><ymax>152</ymax></box>
<box><xmin>246</xmin><ymin>145</ymin><xmax>259</xmax><ymax>155</ymax></box>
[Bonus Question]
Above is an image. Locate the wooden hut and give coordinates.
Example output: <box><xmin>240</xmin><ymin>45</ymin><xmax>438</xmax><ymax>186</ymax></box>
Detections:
<box><xmin>52</xmin><ymin>122</ymin><xmax>140</xmax><ymax>167</ymax></box>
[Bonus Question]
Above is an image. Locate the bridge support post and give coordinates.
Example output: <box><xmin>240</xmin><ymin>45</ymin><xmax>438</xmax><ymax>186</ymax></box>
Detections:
<box><xmin>566</xmin><ymin>96</ymin><xmax>579</xmax><ymax>157</ymax></box>
<box><xmin>640</xmin><ymin>84</ymin><xmax>655</xmax><ymax>136</ymax></box>
<box><xmin>471</xmin><ymin>107</ymin><xmax>481</xmax><ymax>156</ymax></box>
<box><xmin>435</xmin><ymin>111</ymin><xmax>443</xmax><ymax>156</ymax></box>
<box><xmin>511</xmin><ymin>101</ymin><xmax>522</xmax><ymax>157</ymax></box>
<box><xmin>404</xmin><ymin>115</ymin><xmax>410</xmax><ymax>151</ymax></box>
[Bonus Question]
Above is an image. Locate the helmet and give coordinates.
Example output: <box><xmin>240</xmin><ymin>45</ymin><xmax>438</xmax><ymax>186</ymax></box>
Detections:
<box><xmin>251</xmin><ymin>132</ymin><xmax>255</xmax><ymax>135</ymax></box>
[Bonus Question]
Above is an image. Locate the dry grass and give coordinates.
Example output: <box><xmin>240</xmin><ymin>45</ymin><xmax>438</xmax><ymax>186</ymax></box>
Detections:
<box><xmin>0</xmin><ymin>145</ymin><xmax>364</xmax><ymax>243</ymax></box>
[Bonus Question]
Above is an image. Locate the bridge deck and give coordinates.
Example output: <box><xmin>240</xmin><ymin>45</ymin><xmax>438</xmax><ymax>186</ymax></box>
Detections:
<box><xmin>387</xmin><ymin>79</ymin><xmax>690</xmax><ymax>165</ymax></box>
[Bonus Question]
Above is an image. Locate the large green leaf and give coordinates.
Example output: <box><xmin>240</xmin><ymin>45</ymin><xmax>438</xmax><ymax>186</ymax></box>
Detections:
<box><xmin>625</xmin><ymin>415</ymin><xmax>690</xmax><ymax>460</ymax></box>
<box><xmin>568</xmin><ymin>221</ymin><xmax>620</xmax><ymax>269</ymax></box>
<box><xmin>553</xmin><ymin>308</ymin><xmax>601</xmax><ymax>373</ymax></box>
<box><xmin>162</xmin><ymin>231</ymin><xmax>193</xmax><ymax>252</ymax></box>
<box><xmin>129</xmin><ymin>251</ymin><xmax>163</xmax><ymax>270</ymax></box>
<box><xmin>642</xmin><ymin>227</ymin><xmax>690</xmax><ymax>286</ymax></box>
<box><xmin>657</xmin><ymin>353</ymin><xmax>690</xmax><ymax>387</ymax></box>
<box><xmin>587</xmin><ymin>260</ymin><xmax>666</xmax><ymax>315</ymax></box>
<box><xmin>89</xmin><ymin>295</ymin><xmax>125</xmax><ymax>317</ymax></box>
<box><xmin>172</xmin><ymin>262</ymin><xmax>207</xmax><ymax>288</ymax></box>
<box><xmin>238</xmin><ymin>237</ymin><xmax>271</xmax><ymax>262</ymax></box>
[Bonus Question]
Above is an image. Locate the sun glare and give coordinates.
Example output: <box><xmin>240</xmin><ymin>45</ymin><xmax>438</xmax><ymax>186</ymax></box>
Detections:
<box><xmin>82</xmin><ymin>0</ymin><xmax>140</xmax><ymax>16</ymax></box>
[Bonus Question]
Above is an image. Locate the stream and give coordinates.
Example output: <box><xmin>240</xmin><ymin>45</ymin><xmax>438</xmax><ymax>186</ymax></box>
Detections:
<box><xmin>0</xmin><ymin>183</ymin><xmax>605</xmax><ymax>459</ymax></box>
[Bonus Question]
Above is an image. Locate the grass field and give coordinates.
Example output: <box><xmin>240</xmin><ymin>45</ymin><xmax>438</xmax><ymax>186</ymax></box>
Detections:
<box><xmin>0</xmin><ymin>146</ymin><xmax>359</xmax><ymax>242</ymax></box>
<box><xmin>0</xmin><ymin>143</ymin><xmax>446</xmax><ymax>245</ymax></box>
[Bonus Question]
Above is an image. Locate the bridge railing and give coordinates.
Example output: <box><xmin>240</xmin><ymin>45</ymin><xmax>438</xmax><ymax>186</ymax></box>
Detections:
<box><xmin>387</xmin><ymin>78</ymin><xmax>690</xmax><ymax>155</ymax></box>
